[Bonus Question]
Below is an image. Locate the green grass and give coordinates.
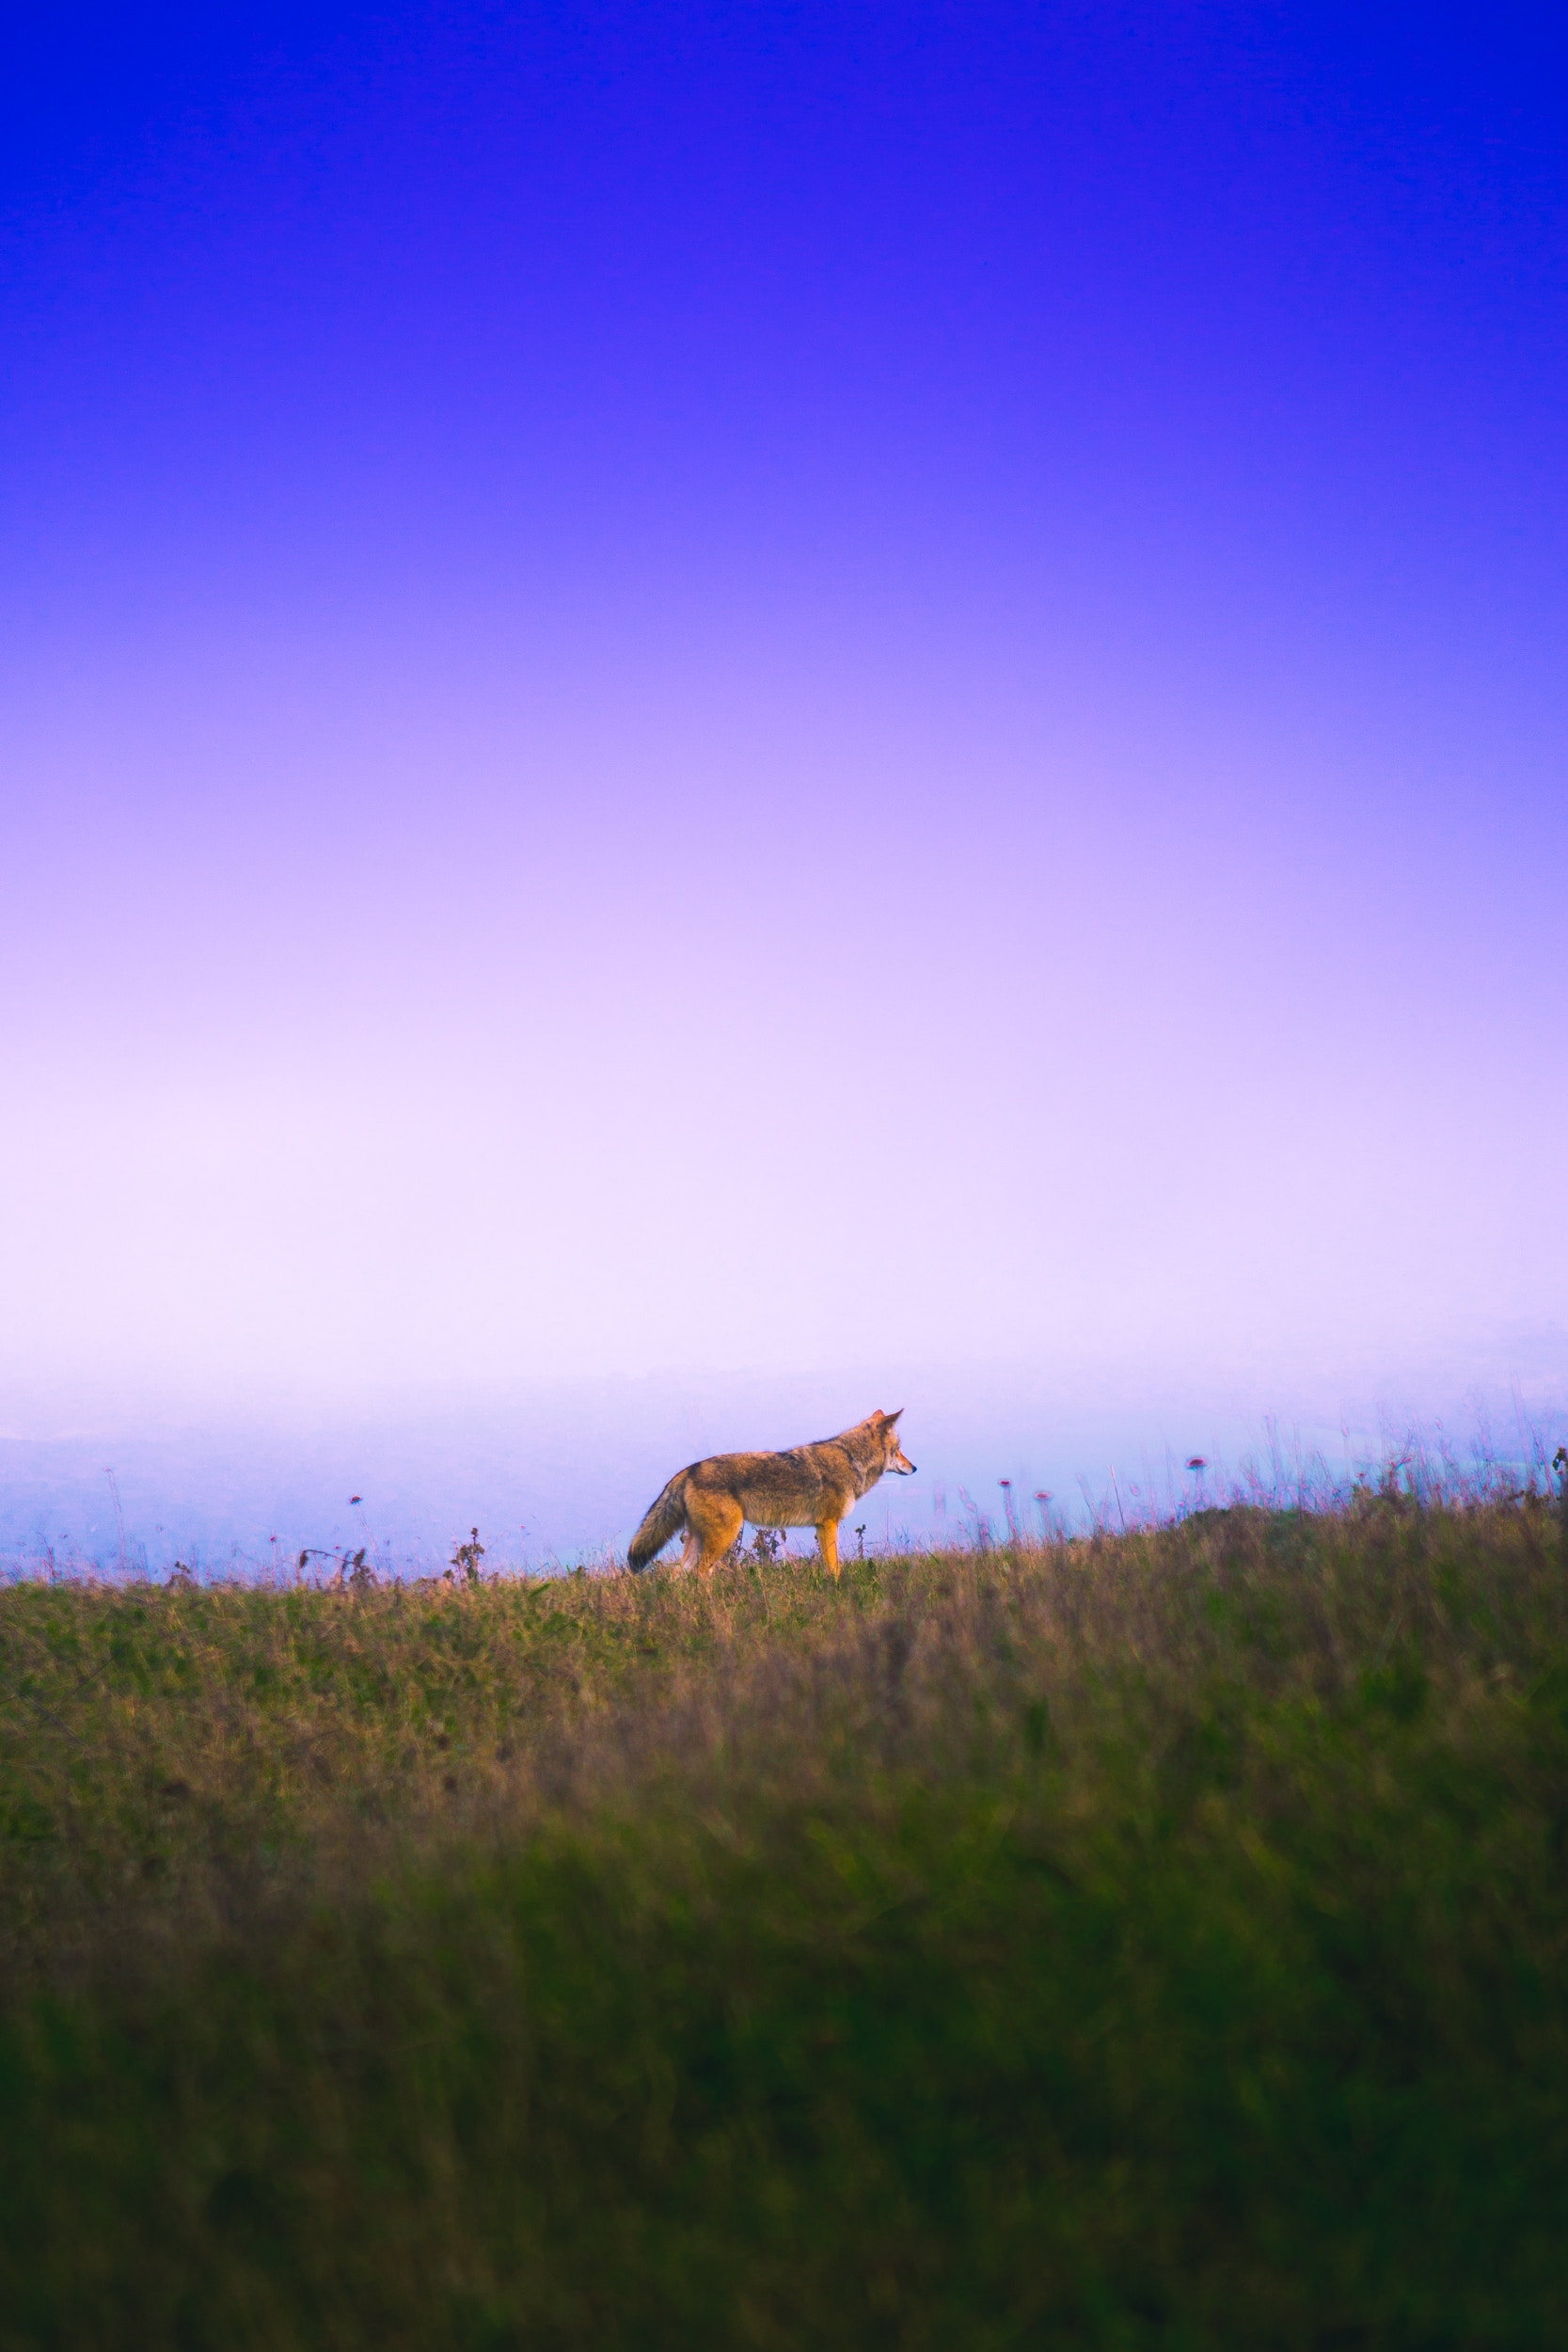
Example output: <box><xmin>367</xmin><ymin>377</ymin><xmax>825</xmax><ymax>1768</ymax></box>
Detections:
<box><xmin>3</xmin><ymin>1499</ymin><xmax>1567</xmax><ymax>2347</ymax></box>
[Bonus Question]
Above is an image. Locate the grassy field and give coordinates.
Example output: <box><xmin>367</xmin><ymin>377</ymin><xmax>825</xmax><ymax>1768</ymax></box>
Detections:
<box><xmin>2</xmin><ymin>1496</ymin><xmax>1567</xmax><ymax>2348</ymax></box>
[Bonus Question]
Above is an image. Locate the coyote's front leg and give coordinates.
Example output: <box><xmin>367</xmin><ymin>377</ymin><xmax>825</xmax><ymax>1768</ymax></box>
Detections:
<box><xmin>816</xmin><ymin>1517</ymin><xmax>843</xmax><ymax>1579</ymax></box>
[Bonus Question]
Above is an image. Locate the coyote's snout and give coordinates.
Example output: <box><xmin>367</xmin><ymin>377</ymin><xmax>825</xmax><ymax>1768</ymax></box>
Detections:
<box><xmin>626</xmin><ymin>1409</ymin><xmax>917</xmax><ymax>1579</ymax></box>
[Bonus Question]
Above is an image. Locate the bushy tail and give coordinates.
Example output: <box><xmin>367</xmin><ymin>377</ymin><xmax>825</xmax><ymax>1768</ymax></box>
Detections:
<box><xmin>626</xmin><ymin>1473</ymin><xmax>687</xmax><ymax>1572</ymax></box>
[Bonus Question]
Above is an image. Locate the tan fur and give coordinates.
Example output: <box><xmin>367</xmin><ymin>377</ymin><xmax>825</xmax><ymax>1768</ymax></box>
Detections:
<box><xmin>626</xmin><ymin>1409</ymin><xmax>916</xmax><ymax>1578</ymax></box>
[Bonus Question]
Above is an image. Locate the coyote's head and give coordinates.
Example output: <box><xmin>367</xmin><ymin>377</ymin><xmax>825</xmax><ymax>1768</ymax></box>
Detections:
<box><xmin>874</xmin><ymin>1409</ymin><xmax>916</xmax><ymax>1475</ymax></box>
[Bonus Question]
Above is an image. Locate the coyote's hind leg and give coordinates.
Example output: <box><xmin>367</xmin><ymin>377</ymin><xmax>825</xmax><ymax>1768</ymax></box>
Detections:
<box><xmin>686</xmin><ymin>1490</ymin><xmax>745</xmax><ymax>1576</ymax></box>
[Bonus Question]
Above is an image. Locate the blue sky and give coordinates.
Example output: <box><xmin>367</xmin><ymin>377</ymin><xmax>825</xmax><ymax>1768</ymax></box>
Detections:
<box><xmin>3</xmin><ymin>5</ymin><xmax>1564</xmax><ymax>1560</ymax></box>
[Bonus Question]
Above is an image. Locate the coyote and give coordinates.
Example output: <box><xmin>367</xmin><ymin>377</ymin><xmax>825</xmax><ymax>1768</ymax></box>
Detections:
<box><xmin>626</xmin><ymin>1409</ymin><xmax>917</xmax><ymax>1578</ymax></box>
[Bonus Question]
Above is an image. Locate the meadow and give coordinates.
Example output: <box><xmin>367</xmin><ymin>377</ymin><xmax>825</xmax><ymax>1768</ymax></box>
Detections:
<box><xmin>3</xmin><ymin>1492</ymin><xmax>1567</xmax><ymax>2349</ymax></box>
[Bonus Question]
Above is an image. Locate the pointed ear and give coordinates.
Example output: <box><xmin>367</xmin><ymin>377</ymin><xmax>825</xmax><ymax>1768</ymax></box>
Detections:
<box><xmin>885</xmin><ymin>1408</ymin><xmax>903</xmax><ymax>1423</ymax></box>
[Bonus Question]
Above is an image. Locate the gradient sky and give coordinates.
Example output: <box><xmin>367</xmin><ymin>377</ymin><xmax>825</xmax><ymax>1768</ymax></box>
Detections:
<box><xmin>3</xmin><ymin>6</ymin><xmax>1565</xmax><ymax>1557</ymax></box>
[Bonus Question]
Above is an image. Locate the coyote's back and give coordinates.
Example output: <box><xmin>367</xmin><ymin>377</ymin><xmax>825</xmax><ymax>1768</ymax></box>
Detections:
<box><xmin>626</xmin><ymin>1409</ymin><xmax>916</xmax><ymax>1579</ymax></box>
